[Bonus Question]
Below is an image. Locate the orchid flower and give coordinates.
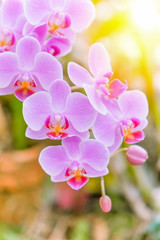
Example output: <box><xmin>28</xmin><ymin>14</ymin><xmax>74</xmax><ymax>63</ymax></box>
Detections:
<box><xmin>0</xmin><ymin>36</ymin><xmax>62</xmax><ymax>101</ymax></box>
<box><xmin>0</xmin><ymin>0</ymin><xmax>24</xmax><ymax>52</ymax></box>
<box><xmin>23</xmin><ymin>80</ymin><xmax>97</xmax><ymax>140</ymax></box>
<box><xmin>39</xmin><ymin>136</ymin><xmax>109</xmax><ymax>190</ymax></box>
<box><xmin>23</xmin><ymin>22</ymin><xmax>74</xmax><ymax>58</ymax></box>
<box><xmin>23</xmin><ymin>0</ymin><xmax>95</xmax><ymax>38</ymax></box>
<box><xmin>92</xmin><ymin>90</ymin><xmax>149</xmax><ymax>153</ymax></box>
<box><xmin>68</xmin><ymin>43</ymin><xmax>127</xmax><ymax>114</ymax></box>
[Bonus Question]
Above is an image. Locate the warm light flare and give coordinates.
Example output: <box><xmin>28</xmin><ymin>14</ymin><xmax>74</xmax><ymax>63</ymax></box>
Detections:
<box><xmin>130</xmin><ymin>0</ymin><xmax>160</xmax><ymax>31</ymax></box>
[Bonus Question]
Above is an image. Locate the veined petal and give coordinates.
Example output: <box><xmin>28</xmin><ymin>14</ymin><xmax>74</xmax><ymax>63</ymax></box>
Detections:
<box><xmin>39</xmin><ymin>145</ymin><xmax>70</xmax><ymax>176</ymax></box>
<box><xmin>80</xmin><ymin>139</ymin><xmax>109</xmax><ymax>171</ymax></box>
<box><xmin>24</xmin><ymin>0</ymin><xmax>51</xmax><ymax>25</ymax></box>
<box><xmin>49</xmin><ymin>80</ymin><xmax>71</xmax><ymax>113</ymax></box>
<box><xmin>89</xmin><ymin>43</ymin><xmax>112</xmax><ymax>79</ymax></box>
<box><xmin>65</xmin><ymin>0</ymin><xmax>96</xmax><ymax>32</ymax></box>
<box><xmin>118</xmin><ymin>90</ymin><xmax>149</xmax><ymax>119</ymax></box>
<box><xmin>16</xmin><ymin>37</ymin><xmax>41</xmax><ymax>71</ymax></box>
<box><xmin>32</xmin><ymin>52</ymin><xmax>63</xmax><ymax>90</ymax></box>
<box><xmin>23</xmin><ymin>91</ymin><xmax>52</xmax><ymax>130</ymax></box>
<box><xmin>0</xmin><ymin>52</ymin><xmax>19</xmax><ymax>88</ymax></box>
<box><xmin>68</xmin><ymin>62</ymin><xmax>94</xmax><ymax>87</ymax></box>
<box><xmin>65</xmin><ymin>92</ymin><xmax>97</xmax><ymax>132</ymax></box>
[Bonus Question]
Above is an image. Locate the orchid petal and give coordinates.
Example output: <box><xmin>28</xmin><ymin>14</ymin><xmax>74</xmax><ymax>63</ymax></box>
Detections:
<box><xmin>62</xmin><ymin>136</ymin><xmax>81</xmax><ymax>160</ymax></box>
<box><xmin>25</xmin><ymin>126</ymin><xmax>48</xmax><ymax>139</ymax></box>
<box><xmin>82</xmin><ymin>163</ymin><xmax>108</xmax><ymax>177</ymax></box>
<box><xmin>84</xmin><ymin>84</ymin><xmax>107</xmax><ymax>114</ymax></box>
<box><xmin>80</xmin><ymin>139</ymin><xmax>109</xmax><ymax>170</ymax></box>
<box><xmin>24</xmin><ymin>0</ymin><xmax>51</xmax><ymax>25</ymax></box>
<box><xmin>23</xmin><ymin>91</ymin><xmax>52</xmax><ymax>130</ymax></box>
<box><xmin>0</xmin><ymin>53</ymin><xmax>19</xmax><ymax>88</ymax></box>
<box><xmin>49</xmin><ymin>80</ymin><xmax>71</xmax><ymax>113</ymax></box>
<box><xmin>92</xmin><ymin>112</ymin><xmax>118</xmax><ymax>147</ymax></box>
<box><xmin>68</xmin><ymin>62</ymin><xmax>94</xmax><ymax>87</ymax></box>
<box><xmin>65</xmin><ymin>0</ymin><xmax>95</xmax><ymax>32</ymax></box>
<box><xmin>118</xmin><ymin>90</ymin><xmax>149</xmax><ymax>119</ymax></box>
<box><xmin>108</xmin><ymin>79</ymin><xmax>127</xmax><ymax>98</ymax></box>
<box><xmin>16</xmin><ymin>37</ymin><xmax>41</xmax><ymax>71</ymax></box>
<box><xmin>65</xmin><ymin>92</ymin><xmax>97</xmax><ymax>132</ymax></box>
<box><xmin>32</xmin><ymin>52</ymin><xmax>63</xmax><ymax>90</ymax></box>
<box><xmin>1</xmin><ymin>0</ymin><xmax>23</xmax><ymax>28</ymax></box>
<box><xmin>39</xmin><ymin>145</ymin><xmax>70</xmax><ymax>176</ymax></box>
<box><xmin>89</xmin><ymin>43</ymin><xmax>112</xmax><ymax>79</ymax></box>
<box><xmin>108</xmin><ymin>127</ymin><xmax>123</xmax><ymax>153</ymax></box>
<box><xmin>45</xmin><ymin>36</ymin><xmax>72</xmax><ymax>58</ymax></box>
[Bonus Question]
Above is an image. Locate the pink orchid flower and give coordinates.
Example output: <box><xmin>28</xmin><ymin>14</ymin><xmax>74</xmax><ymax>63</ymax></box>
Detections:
<box><xmin>92</xmin><ymin>90</ymin><xmax>149</xmax><ymax>153</ymax></box>
<box><xmin>23</xmin><ymin>80</ymin><xmax>97</xmax><ymax>140</ymax></box>
<box><xmin>39</xmin><ymin>136</ymin><xmax>109</xmax><ymax>190</ymax></box>
<box><xmin>0</xmin><ymin>36</ymin><xmax>62</xmax><ymax>101</ymax></box>
<box><xmin>0</xmin><ymin>0</ymin><xmax>24</xmax><ymax>52</ymax></box>
<box><xmin>23</xmin><ymin>22</ymin><xmax>74</xmax><ymax>58</ymax></box>
<box><xmin>68</xmin><ymin>43</ymin><xmax>127</xmax><ymax>114</ymax></box>
<box><xmin>23</xmin><ymin>0</ymin><xmax>95</xmax><ymax>38</ymax></box>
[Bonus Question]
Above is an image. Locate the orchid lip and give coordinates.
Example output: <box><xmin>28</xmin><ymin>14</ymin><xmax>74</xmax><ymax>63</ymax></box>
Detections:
<box><xmin>48</xmin><ymin>12</ymin><xmax>71</xmax><ymax>36</ymax></box>
<box><xmin>44</xmin><ymin>114</ymin><xmax>69</xmax><ymax>139</ymax></box>
<box><xmin>96</xmin><ymin>76</ymin><xmax>127</xmax><ymax>99</ymax></box>
<box><xmin>65</xmin><ymin>161</ymin><xmax>88</xmax><ymax>190</ymax></box>
<box><xmin>13</xmin><ymin>74</ymin><xmax>37</xmax><ymax>101</ymax></box>
<box><xmin>120</xmin><ymin>118</ymin><xmax>143</xmax><ymax>143</ymax></box>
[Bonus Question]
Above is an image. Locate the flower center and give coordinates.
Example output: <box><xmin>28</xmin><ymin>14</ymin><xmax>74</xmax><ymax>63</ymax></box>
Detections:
<box><xmin>0</xmin><ymin>27</ymin><xmax>15</xmax><ymax>50</ymax></box>
<box><xmin>96</xmin><ymin>72</ymin><xmax>127</xmax><ymax>99</ymax></box>
<box><xmin>65</xmin><ymin>161</ymin><xmax>88</xmax><ymax>190</ymax></box>
<box><xmin>14</xmin><ymin>73</ymin><xmax>36</xmax><ymax>101</ymax></box>
<box><xmin>45</xmin><ymin>114</ymin><xmax>69</xmax><ymax>139</ymax></box>
<box><xmin>48</xmin><ymin>12</ymin><xmax>71</xmax><ymax>36</ymax></box>
<box><xmin>120</xmin><ymin>118</ymin><xmax>144</xmax><ymax>143</ymax></box>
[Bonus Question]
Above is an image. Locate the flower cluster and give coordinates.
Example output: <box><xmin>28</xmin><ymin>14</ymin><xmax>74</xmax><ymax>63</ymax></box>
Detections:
<box><xmin>0</xmin><ymin>0</ymin><xmax>149</xmax><ymax>212</ymax></box>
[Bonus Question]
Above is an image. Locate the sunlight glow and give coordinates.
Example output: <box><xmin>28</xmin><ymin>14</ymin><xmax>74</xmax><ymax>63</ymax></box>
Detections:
<box><xmin>130</xmin><ymin>0</ymin><xmax>160</xmax><ymax>31</ymax></box>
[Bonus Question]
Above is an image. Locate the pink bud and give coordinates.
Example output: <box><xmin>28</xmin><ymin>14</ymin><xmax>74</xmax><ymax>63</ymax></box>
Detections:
<box><xmin>126</xmin><ymin>145</ymin><xmax>148</xmax><ymax>165</ymax></box>
<box><xmin>99</xmin><ymin>195</ymin><xmax>112</xmax><ymax>213</ymax></box>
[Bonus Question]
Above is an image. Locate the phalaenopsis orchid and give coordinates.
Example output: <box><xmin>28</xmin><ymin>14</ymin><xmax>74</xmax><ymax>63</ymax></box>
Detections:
<box><xmin>0</xmin><ymin>0</ymin><xmax>149</xmax><ymax>213</ymax></box>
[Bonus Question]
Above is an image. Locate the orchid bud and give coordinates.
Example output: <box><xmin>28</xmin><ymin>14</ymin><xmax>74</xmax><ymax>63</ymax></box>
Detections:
<box><xmin>99</xmin><ymin>195</ymin><xmax>112</xmax><ymax>213</ymax></box>
<box><xmin>126</xmin><ymin>145</ymin><xmax>148</xmax><ymax>165</ymax></box>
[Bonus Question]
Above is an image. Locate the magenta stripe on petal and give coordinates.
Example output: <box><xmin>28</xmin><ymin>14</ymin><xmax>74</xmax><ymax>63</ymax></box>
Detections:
<box><xmin>67</xmin><ymin>175</ymin><xmax>88</xmax><ymax>190</ymax></box>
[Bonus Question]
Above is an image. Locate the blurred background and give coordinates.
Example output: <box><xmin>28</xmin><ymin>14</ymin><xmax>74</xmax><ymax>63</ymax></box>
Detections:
<box><xmin>0</xmin><ymin>0</ymin><xmax>160</xmax><ymax>239</ymax></box>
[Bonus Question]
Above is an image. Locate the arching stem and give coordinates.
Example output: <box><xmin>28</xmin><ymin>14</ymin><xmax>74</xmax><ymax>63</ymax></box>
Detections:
<box><xmin>71</xmin><ymin>86</ymin><xmax>83</xmax><ymax>91</ymax></box>
<box><xmin>110</xmin><ymin>147</ymin><xmax>128</xmax><ymax>159</ymax></box>
<box><xmin>100</xmin><ymin>176</ymin><xmax>106</xmax><ymax>197</ymax></box>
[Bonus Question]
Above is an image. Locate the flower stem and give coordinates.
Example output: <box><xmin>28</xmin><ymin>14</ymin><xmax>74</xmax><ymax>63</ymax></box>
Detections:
<box><xmin>100</xmin><ymin>176</ymin><xmax>106</xmax><ymax>197</ymax></box>
<box><xmin>71</xmin><ymin>86</ymin><xmax>83</xmax><ymax>91</ymax></box>
<box><xmin>110</xmin><ymin>147</ymin><xmax>128</xmax><ymax>159</ymax></box>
